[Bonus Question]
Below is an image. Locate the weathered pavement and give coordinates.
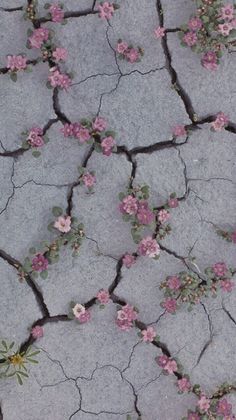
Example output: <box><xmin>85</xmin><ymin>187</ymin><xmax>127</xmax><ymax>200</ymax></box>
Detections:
<box><xmin>0</xmin><ymin>1</ymin><xmax>236</xmax><ymax>419</ymax></box>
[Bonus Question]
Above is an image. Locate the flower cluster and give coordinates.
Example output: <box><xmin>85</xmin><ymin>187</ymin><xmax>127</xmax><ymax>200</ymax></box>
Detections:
<box><xmin>6</xmin><ymin>55</ymin><xmax>30</xmax><ymax>81</ymax></box>
<box><xmin>140</xmin><ymin>326</ymin><xmax>158</xmax><ymax>343</ymax></box>
<box><xmin>211</xmin><ymin>112</ymin><xmax>229</xmax><ymax>131</ymax></box>
<box><xmin>96</xmin><ymin>289</ymin><xmax>110</xmax><ymax>308</ymax></box>
<box><xmin>183</xmin><ymin>393</ymin><xmax>236</xmax><ymax>420</ymax></box>
<box><xmin>154</xmin><ymin>26</ymin><xmax>166</xmax><ymax>39</ymax></box>
<box><xmin>160</xmin><ymin>262</ymin><xmax>236</xmax><ymax>314</ymax></box>
<box><xmin>44</xmin><ymin>3</ymin><xmax>65</xmax><ymax>23</ymax></box>
<box><xmin>156</xmin><ymin>354</ymin><xmax>179</xmax><ymax>375</ymax></box>
<box><xmin>61</xmin><ymin>116</ymin><xmax>117</xmax><ymax>156</ymax></box>
<box><xmin>98</xmin><ymin>2</ymin><xmax>119</xmax><ymax>20</ymax></box>
<box><xmin>116</xmin><ymin>304</ymin><xmax>138</xmax><ymax>331</ymax></box>
<box><xmin>77</xmin><ymin>166</ymin><xmax>96</xmax><ymax>191</ymax></box>
<box><xmin>20</xmin><ymin>207</ymin><xmax>85</xmax><ymax>280</ymax></box>
<box><xmin>116</xmin><ymin>40</ymin><xmax>144</xmax><ymax>63</ymax></box>
<box><xmin>217</xmin><ymin>228</ymin><xmax>236</xmax><ymax>244</ymax></box>
<box><xmin>0</xmin><ymin>340</ymin><xmax>40</xmax><ymax>385</ymax></box>
<box><xmin>28</xmin><ymin>27</ymin><xmax>50</xmax><ymax>50</ymax></box>
<box><xmin>47</xmin><ymin>67</ymin><xmax>72</xmax><ymax>90</ymax></box>
<box><xmin>179</xmin><ymin>1</ymin><xmax>236</xmax><ymax>69</ymax></box>
<box><xmin>20</xmin><ymin>126</ymin><xmax>49</xmax><ymax>157</ymax></box>
<box><xmin>69</xmin><ymin>303</ymin><xmax>91</xmax><ymax>323</ymax></box>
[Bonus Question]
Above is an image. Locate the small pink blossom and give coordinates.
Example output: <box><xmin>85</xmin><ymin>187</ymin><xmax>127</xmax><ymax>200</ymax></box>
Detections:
<box><xmin>138</xmin><ymin>236</ymin><xmax>160</xmax><ymax>258</ymax></box>
<box><xmin>52</xmin><ymin>47</ymin><xmax>68</xmax><ymax>62</ymax></box>
<box><xmin>218</xmin><ymin>22</ymin><xmax>233</xmax><ymax>36</ymax></box>
<box><xmin>165</xmin><ymin>359</ymin><xmax>178</xmax><ymax>374</ymax></box>
<box><xmin>187</xmin><ymin>413</ymin><xmax>200</xmax><ymax>420</ymax></box>
<box><xmin>54</xmin><ymin>215</ymin><xmax>71</xmax><ymax>233</ymax></box>
<box><xmin>212</xmin><ymin>262</ymin><xmax>227</xmax><ymax>277</ymax></box>
<box><xmin>48</xmin><ymin>69</ymin><xmax>71</xmax><ymax>90</ymax></box>
<box><xmin>137</xmin><ymin>205</ymin><xmax>155</xmax><ymax>225</ymax></box>
<box><xmin>156</xmin><ymin>354</ymin><xmax>169</xmax><ymax>368</ymax></box>
<box><xmin>78</xmin><ymin>310</ymin><xmax>91</xmax><ymax>323</ymax></box>
<box><xmin>167</xmin><ymin>275</ymin><xmax>181</xmax><ymax>290</ymax></box>
<box><xmin>231</xmin><ymin>231</ymin><xmax>236</xmax><ymax>243</ymax></box>
<box><xmin>116</xmin><ymin>304</ymin><xmax>138</xmax><ymax>331</ymax></box>
<box><xmin>211</xmin><ymin>112</ymin><xmax>229</xmax><ymax>131</ymax></box>
<box><xmin>82</xmin><ymin>172</ymin><xmax>96</xmax><ymax>188</ymax></box>
<box><xmin>96</xmin><ymin>289</ymin><xmax>110</xmax><ymax>304</ymax></box>
<box><xmin>101</xmin><ymin>136</ymin><xmax>116</xmax><ymax>156</ymax></box>
<box><xmin>122</xmin><ymin>253</ymin><xmax>136</xmax><ymax>268</ymax></box>
<box><xmin>116</xmin><ymin>41</ymin><xmax>129</xmax><ymax>54</ymax></box>
<box><xmin>125</xmin><ymin>48</ymin><xmax>139</xmax><ymax>63</ymax></box>
<box><xmin>32</xmin><ymin>254</ymin><xmax>48</xmax><ymax>272</ymax></box>
<box><xmin>154</xmin><ymin>26</ymin><xmax>165</xmax><ymax>38</ymax></box>
<box><xmin>168</xmin><ymin>197</ymin><xmax>179</xmax><ymax>208</ymax></box>
<box><xmin>27</xmin><ymin>127</ymin><xmax>44</xmax><ymax>147</ymax></box>
<box><xmin>162</xmin><ymin>298</ymin><xmax>177</xmax><ymax>313</ymax></box>
<box><xmin>75</xmin><ymin>127</ymin><xmax>91</xmax><ymax>143</ymax></box>
<box><xmin>98</xmin><ymin>2</ymin><xmax>114</xmax><ymax>19</ymax></box>
<box><xmin>141</xmin><ymin>326</ymin><xmax>156</xmax><ymax>342</ymax></box>
<box><xmin>188</xmin><ymin>17</ymin><xmax>203</xmax><ymax>31</ymax></box>
<box><xmin>220</xmin><ymin>279</ymin><xmax>234</xmax><ymax>292</ymax></box>
<box><xmin>7</xmin><ymin>55</ymin><xmax>27</xmax><ymax>71</ymax></box>
<box><xmin>197</xmin><ymin>395</ymin><xmax>211</xmax><ymax>413</ymax></box>
<box><xmin>119</xmin><ymin>195</ymin><xmax>138</xmax><ymax>215</ymax></box>
<box><xmin>220</xmin><ymin>4</ymin><xmax>234</xmax><ymax>21</ymax></box>
<box><xmin>172</xmin><ymin>125</ymin><xmax>187</xmax><ymax>137</ymax></box>
<box><xmin>217</xmin><ymin>398</ymin><xmax>233</xmax><ymax>416</ymax></box>
<box><xmin>61</xmin><ymin>123</ymin><xmax>74</xmax><ymax>137</ymax></box>
<box><xmin>29</xmin><ymin>28</ymin><xmax>49</xmax><ymax>49</ymax></box>
<box><xmin>72</xmin><ymin>303</ymin><xmax>85</xmax><ymax>318</ymax></box>
<box><xmin>158</xmin><ymin>209</ymin><xmax>170</xmax><ymax>224</ymax></box>
<box><xmin>49</xmin><ymin>3</ymin><xmax>64</xmax><ymax>23</ymax></box>
<box><xmin>201</xmin><ymin>51</ymin><xmax>218</xmax><ymax>71</ymax></box>
<box><xmin>183</xmin><ymin>31</ymin><xmax>198</xmax><ymax>47</ymax></box>
<box><xmin>31</xmin><ymin>325</ymin><xmax>44</xmax><ymax>339</ymax></box>
<box><xmin>92</xmin><ymin>117</ymin><xmax>107</xmax><ymax>132</ymax></box>
<box><xmin>177</xmin><ymin>377</ymin><xmax>191</xmax><ymax>392</ymax></box>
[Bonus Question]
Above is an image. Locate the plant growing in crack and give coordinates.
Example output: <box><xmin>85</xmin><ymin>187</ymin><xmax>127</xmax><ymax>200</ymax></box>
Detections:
<box><xmin>116</xmin><ymin>40</ymin><xmax>144</xmax><ymax>63</ymax></box>
<box><xmin>159</xmin><ymin>262</ymin><xmax>236</xmax><ymax>314</ymax></box>
<box><xmin>216</xmin><ymin>228</ymin><xmax>236</xmax><ymax>244</ymax></box>
<box><xmin>97</xmin><ymin>2</ymin><xmax>120</xmax><ymax>20</ymax></box>
<box><xmin>68</xmin><ymin>302</ymin><xmax>91</xmax><ymax>323</ymax></box>
<box><xmin>5</xmin><ymin>55</ymin><xmax>34</xmax><ymax>82</ymax></box>
<box><xmin>20</xmin><ymin>207</ymin><xmax>85</xmax><ymax>280</ymax></box>
<box><xmin>60</xmin><ymin>116</ymin><xmax>117</xmax><ymax>156</ymax></box>
<box><xmin>0</xmin><ymin>340</ymin><xmax>40</xmax><ymax>385</ymax></box>
<box><xmin>20</xmin><ymin>126</ymin><xmax>49</xmax><ymax>157</ymax></box>
<box><xmin>211</xmin><ymin>112</ymin><xmax>229</xmax><ymax>131</ymax></box>
<box><xmin>43</xmin><ymin>3</ymin><xmax>66</xmax><ymax>24</ymax></box>
<box><xmin>178</xmin><ymin>1</ymin><xmax>236</xmax><ymax>70</ymax></box>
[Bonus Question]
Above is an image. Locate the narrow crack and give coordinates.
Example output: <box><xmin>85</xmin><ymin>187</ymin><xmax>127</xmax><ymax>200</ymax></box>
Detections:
<box><xmin>193</xmin><ymin>303</ymin><xmax>214</xmax><ymax>368</ymax></box>
<box><xmin>37</xmin><ymin>8</ymin><xmax>98</xmax><ymax>24</ymax></box>
<box><xmin>222</xmin><ymin>302</ymin><xmax>236</xmax><ymax>327</ymax></box>
<box><xmin>52</xmin><ymin>88</ymin><xmax>71</xmax><ymax>124</ymax></box>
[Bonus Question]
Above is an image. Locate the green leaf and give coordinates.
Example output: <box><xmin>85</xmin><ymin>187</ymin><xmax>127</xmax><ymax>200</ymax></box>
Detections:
<box><xmin>104</xmin><ymin>130</ymin><xmax>115</xmax><ymax>138</ymax></box>
<box><xmin>1</xmin><ymin>340</ymin><xmax>8</xmax><ymax>350</ymax></box>
<box><xmin>44</xmin><ymin>2</ymin><xmax>51</xmax><ymax>8</ymax></box>
<box><xmin>52</xmin><ymin>206</ymin><xmax>63</xmax><ymax>217</ymax></box>
<box><xmin>27</xmin><ymin>350</ymin><xmax>40</xmax><ymax>357</ymax></box>
<box><xmin>29</xmin><ymin>247</ymin><xmax>37</xmax><ymax>255</ymax></box>
<box><xmin>118</xmin><ymin>192</ymin><xmax>125</xmax><ymax>201</ymax></box>
<box><xmin>9</xmin><ymin>342</ymin><xmax>15</xmax><ymax>350</ymax></box>
<box><xmin>26</xmin><ymin>358</ymin><xmax>38</xmax><ymax>364</ymax></box>
<box><xmin>10</xmin><ymin>72</ymin><xmax>17</xmax><ymax>82</ymax></box>
<box><xmin>32</xmin><ymin>150</ymin><xmax>41</xmax><ymax>158</ymax></box>
<box><xmin>40</xmin><ymin>270</ymin><xmax>48</xmax><ymax>280</ymax></box>
<box><xmin>16</xmin><ymin>374</ymin><xmax>23</xmax><ymax>385</ymax></box>
<box><xmin>22</xmin><ymin>140</ymin><xmax>30</xmax><ymax>150</ymax></box>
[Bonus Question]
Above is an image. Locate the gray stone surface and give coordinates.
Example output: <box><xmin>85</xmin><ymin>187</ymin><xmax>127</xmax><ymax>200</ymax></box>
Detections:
<box><xmin>1</xmin><ymin>0</ymin><xmax>236</xmax><ymax>419</ymax></box>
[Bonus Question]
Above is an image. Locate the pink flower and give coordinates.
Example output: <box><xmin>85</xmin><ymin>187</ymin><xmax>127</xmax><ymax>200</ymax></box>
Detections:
<box><xmin>7</xmin><ymin>55</ymin><xmax>27</xmax><ymax>71</ymax></box>
<box><xmin>61</xmin><ymin>123</ymin><xmax>74</xmax><ymax>137</ymax></box>
<box><xmin>49</xmin><ymin>3</ymin><xmax>64</xmax><ymax>23</ymax></box>
<box><xmin>211</xmin><ymin>112</ymin><xmax>229</xmax><ymax>131</ymax></box>
<box><xmin>158</xmin><ymin>209</ymin><xmax>170</xmax><ymax>224</ymax></box>
<box><xmin>201</xmin><ymin>51</ymin><xmax>218</xmax><ymax>71</ymax></box>
<box><xmin>78</xmin><ymin>310</ymin><xmax>91</xmax><ymax>323</ymax></box>
<box><xmin>32</xmin><ymin>254</ymin><xmax>48</xmax><ymax>272</ymax></box>
<box><xmin>167</xmin><ymin>275</ymin><xmax>181</xmax><ymax>290</ymax></box>
<box><xmin>188</xmin><ymin>17</ymin><xmax>203</xmax><ymax>31</ymax></box>
<box><xmin>116</xmin><ymin>304</ymin><xmax>138</xmax><ymax>331</ymax></box>
<box><xmin>212</xmin><ymin>262</ymin><xmax>227</xmax><ymax>277</ymax></box>
<box><xmin>92</xmin><ymin>117</ymin><xmax>107</xmax><ymax>132</ymax></box>
<box><xmin>220</xmin><ymin>4</ymin><xmax>234</xmax><ymax>21</ymax></box>
<box><xmin>116</xmin><ymin>41</ymin><xmax>129</xmax><ymax>54</ymax></box>
<box><xmin>48</xmin><ymin>69</ymin><xmax>71</xmax><ymax>90</ymax></box>
<box><xmin>101</xmin><ymin>136</ymin><xmax>116</xmax><ymax>156</ymax></box>
<box><xmin>165</xmin><ymin>359</ymin><xmax>178</xmax><ymax>374</ymax></box>
<box><xmin>183</xmin><ymin>31</ymin><xmax>197</xmax><ymax>47</ymax></box>
<box><xmin>217</xmin><ymin>398</ymin><xmax>232</xmax><ymax>416</ymax></box>
<box><xmin>168</xmin><ymin>197</ymin><xmax>179</xmax><ymax>208</ymax></box>
<box><xmin>96</xmin><ymin>289</ymin><xmax>110</xmax><ymax>304</ymax></box>
<box><xmin>98</xmin><ymin>2</ymin><xmax>114</xmax><ymax>19</ymax></box>
<box><xmin>52</xmin><ymin>47</ymin><xmax>68</xmax><ymax>62</ymax></box>
<box><xmin>29</xmin><ymin>28</ymin><xmax>49</xmax><ymax>49</ymax></box>
<box><xmin>154</xmin><ymin>26</ymin><xmax>165</xmax><ymax>38</ymax></box>
<box><xmin>54</xmin><ymin>215</ymin><xmax>71</xmax><ymax>233</ymax></box>
<box><xmin>31</xmin><ymin>325</ymin><xmax>44</xmax><ymax>339</ymax></box>
<box><xmin>220</xmin><ymin>279</ymin><xmax>234</xmax><ymax>292</ymax></box>
<box><xmin>27</xmin><ymin>127</ymin><xmax>44</xmax><ymax>147</ymax></box>
<box><xmin>125</xmin><ymin>48</ymin><xmax>139</xmax><ymax>63</ymax></box>
<box><xmin>197</xmin><ymin>395</ymin><xmax>211</xmax><ymax>413</ymax></box>
<box><xmin>177</xmin><ymin>377</ymin><xmax>191</xmax><ymax>392</ymax></box>
<box><xmin>187</xmin><ymin>413</ymin><xmax>200</xmax><ymax>420</ymax></box>
<box><xmin>75</xmin><ymin>127</ymin><xmax>91</xmax><ymax>143</ymax></box>
<box><xmin>122</xmin><ymin>254</ymin><xmax>136</xmax><ymax>268</ymax></box>
<box><xmin>137</xmin><ymin>204</ymin><xmax>155</xmax><ymax>225</ymax></box>
<box><xmin>231</xmin><ymin>231</ymin><xmax>236</xmax><ymax>243</ymax></box>
<box><xmin>162</xmin><ymin>298</ymin><xmax>177</xmax><ymax>313</ymax></box>
<box><xmin>218</xmin><ymin>22</ymin><xmax>233</xmax><ymax>36</ymax></box>
<box><xmin>172</xmin><ymin>125</ymin><xmax>187</xmax><ymax>137</ymax></box>
<box><xmin>82</xmin><ymin>172</ymin><xmax>96</xmax><ymax>188</ymax></box>
<box><xmin>72</xmin><ymin>303</ymin><xmax>85</xmax><ymax>318</ymax></box>
<box><xmin>156</xmin><ymin>354</ymin><xmax>169</xmax><ymax>368</ymax></box>
<box><xmin>141</xmin><ymin>326</ymin><xmax>156</xmax><ymax>342</ymax></box>
<box><xmin>119</xmin><ymin>195</ymin><xmax>138</xmax><ymax>215</ymax></box>
<box><xmin>59</xmin><ymin>73</ymin><xmax>72</xmax><ymax>90</ymax></box>
<box><xmin>138</xmin><ymin>236</ymin><xmax>160</xmax><ymax>258</ymax></box>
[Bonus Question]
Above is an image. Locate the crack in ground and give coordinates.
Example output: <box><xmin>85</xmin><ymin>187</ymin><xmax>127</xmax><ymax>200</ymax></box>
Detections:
<box><xmin>193</xmin><ymin>303</ymin><xmax>214</xmax><ymax>368</ymax></box>
<box><xmin>222</xmin><ymin>302</ymin><xmax>236</xmax><ymax>327</ymax></box>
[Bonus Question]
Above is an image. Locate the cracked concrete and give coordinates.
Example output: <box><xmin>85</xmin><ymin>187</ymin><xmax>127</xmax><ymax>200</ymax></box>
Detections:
<box><xmin>0</xmin><ymin>0</ymin><xmax>236</xmax><ymax>419</ymax></box>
